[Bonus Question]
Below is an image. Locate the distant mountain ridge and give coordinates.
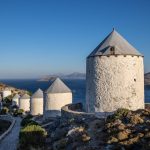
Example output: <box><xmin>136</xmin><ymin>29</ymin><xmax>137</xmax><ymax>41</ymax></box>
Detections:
<box><xmin>37</xmin><ymin>72</ymin><xmax>86</xmax><ymax>81</ymax></box>
<box><xmin>38</xmin><ymin>72</ymin><xmax>150</xmax><ymax>85</ymax></box>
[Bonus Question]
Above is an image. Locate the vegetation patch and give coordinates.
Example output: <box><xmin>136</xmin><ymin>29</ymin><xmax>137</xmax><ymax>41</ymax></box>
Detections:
<box><xmin>13</xmin><ymin>109</ymin><xmax>24</xmax><ymax>117</ymax></box>
<box><xmin>44</xmin><ymin>108</ymin><xmax>150</xmax><ymax>150</ymax></box>
<box><xmin>106</xmin><ymin>108</ymin><xmax>150</xmax><ymax>149</ymax></box>
<box><xmin>20</xmin><ymin>114</ymin><xmax>34</xmax><ymax>127</ymax></box>
<box><xmin>19</xmin><ymin>125</ymin><xmax>47</xmax><ymax>149</ymax></box>
<box><xmin>0</xmin><ymin>107</ymin><xmax>9</xmax><ymax>115</ymax></box>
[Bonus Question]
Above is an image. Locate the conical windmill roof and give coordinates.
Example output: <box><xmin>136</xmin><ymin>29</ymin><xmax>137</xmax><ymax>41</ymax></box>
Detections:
<box><xmin>32</xmin><ymin>89</ymin><xmax>43</xmax><ymax>98</ymax></box>
<box><xmin>20</xmin><ymin>93</ymin><xmax>30</xmax><ymax>99</ymax></box>
<box><xmin>46</xmin><ymin>78</ymin><xmax>71</xmax><ymax>94</ymax></box>
<box><xmin>88</xmin><ymin>29</ymin><xmax>143</xmax><ymax>58</ymax></box>
<box><xmin>13</xmin><ymin>94</ymin><xmax>20</xmax><ymax>99</ymax></box>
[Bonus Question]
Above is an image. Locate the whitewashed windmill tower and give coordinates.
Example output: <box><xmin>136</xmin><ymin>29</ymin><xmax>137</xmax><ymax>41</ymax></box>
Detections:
<box><xmin>86</xmin><ymin>29</ymin><xmax>144</xmax><ymax>113</ymax></box>
<box><xmin>44</xmin><ymin>78</ymin><xmax>72</xmax><ymax>118</ymax></box>
<box><xmin>19</xmin><ymin>93</ymin><xmax>30</xmax><ymax>112</ymax></box>
<box><xmin>30</xmin><ymin>89</ymin><xmax>43</xmax><ymax>116</ymax></box>
<box><xmin>12</xmin><ymin>94</ymin><xmax>20</xmax><ymax>106</ymax></box>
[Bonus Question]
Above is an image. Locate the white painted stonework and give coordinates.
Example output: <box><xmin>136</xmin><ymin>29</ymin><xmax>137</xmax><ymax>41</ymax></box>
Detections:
<box><xmin>2</xmin><ymin>90</ymin><xmax>11</xmax><ymax>98</ymax></box>
<box><xmin>44</xmin><ymin>93</ymin><xmax>72</xmax><ymax>118</ymax></box>
<box><xmin>12</xmin><ymin>94</ymin><xmax>20</xmax><ymax>106</ymax></box>
<box><xmin>19</xmin><ymin>98</ymin><xmax>30</xmax><ymax>112</ymax></box>
<box><xmin>30</xmin><ymin>97</ymin><xmax>43</xmax><ymax>115</ymax></box>
<box><xmin>86</xmin><ymin>55</ymin><xmax>144</xmax><ymax>113</ymax></box>
<box><xmin>12</xmin><ymin>97</ymin><xmax>19</xmax><ymax>106</ymax></box>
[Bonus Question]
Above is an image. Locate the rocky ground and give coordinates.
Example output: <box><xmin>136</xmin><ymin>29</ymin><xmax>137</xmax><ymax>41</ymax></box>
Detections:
<box><xmin>44</xmin><ymin>107</ymin><xmax>150</xmax><ymax>150</ymax></box>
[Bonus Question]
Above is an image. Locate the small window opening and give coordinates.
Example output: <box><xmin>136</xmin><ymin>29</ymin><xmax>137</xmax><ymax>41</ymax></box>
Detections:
<box><xmin>134</xmin><ymin>79</ymin><xmax>136</xmax><ymax>82</ymax></box>
<box><xmin>110</xmin><ymin>46</ymin><xmax>115</xmax><ymax>55</ymax></box>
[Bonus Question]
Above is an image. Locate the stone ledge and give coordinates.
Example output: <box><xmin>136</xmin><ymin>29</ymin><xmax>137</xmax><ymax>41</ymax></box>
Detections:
<box><xmin>0</xmin><ymin>115</ymin><xmax>16</xmax><ymax>141</ymax></box>
<box><xmin>61</xmin><ymin>103</ymin><xmax>95</xmax><ymax>120</ymax></box>
<box><xmin>61</xmin><ymin>103</ymin><xmax>150</xmax><ymax>120</ymax></box>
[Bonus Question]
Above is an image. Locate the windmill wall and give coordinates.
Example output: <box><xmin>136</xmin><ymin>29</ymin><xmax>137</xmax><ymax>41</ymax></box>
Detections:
<box><xmin>12</xmin><ymin>97</ymin><xmax>19</xmax><ymax>106</ymax></box>
<box><xmin>44</xmin><ymin>92</ymin><xmax>72</xmax><ymax>118</ymax></box>
<box><xmin>86</xmin><ymin>55</ymin><xmax>144</xmax><ymax>113</ymax></box>
<box><xmin>30</xmin><ymin>97</ymin><xmax>43</xmax><ymax>115</ymax></box>
<box><xmin>19</xmin><ymin>98</ymin><xmax>30</xmax><ymax>112</ymax></box>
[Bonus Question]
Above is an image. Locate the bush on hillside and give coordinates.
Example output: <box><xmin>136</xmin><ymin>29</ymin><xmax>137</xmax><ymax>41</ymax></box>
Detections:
<box><xmin>19</xmin><ymin>125</ymin><xmax>47</xmax><ymax>149</ymax></box>
<box><xmin>20</xmin><ymin>114</ymin><xmax>38</xmax><ymax>127</ymax></box>
<box><xmin>13</xmin><ymin>109</ymin><xmax>24</xmax><ymax>117</ymax></box>
<box><xmin>107</xmin><ymin>108</ymin><xmax>130</xmax><ymax>122</ymax></box>
<box><xmin>0</xmin><ymin>107</ymin><xmax>9</xmax><ymax>115</ymax></box>
<box><xmin>3</xmin><ymin>95</ymin><xmax>13</xmax><ymax>105</ymax></box>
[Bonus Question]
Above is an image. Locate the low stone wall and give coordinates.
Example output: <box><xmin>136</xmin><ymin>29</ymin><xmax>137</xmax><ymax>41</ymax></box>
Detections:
<box><xmin>0</xmin><ymin>115</ymin><xmax>14</xmax><ymax>122</ymax></box>
<box><xmin>61</xmin><ymin>103</ymin><xmax>95</xmax><ymax>120</ymax></box>
<box><xmin>62</xmin><ymin>103</ymin><xmax>150</xmax><ymax>120</ymax></box>
<box><xmin>0</xmin><ymin>115</ymin><xmax>16</xmax><ymax>141</ymax></box>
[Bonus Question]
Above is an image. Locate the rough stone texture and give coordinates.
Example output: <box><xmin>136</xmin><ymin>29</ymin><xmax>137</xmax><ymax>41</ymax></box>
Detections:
<box><xmin>86</xmin><ymin>55</ymin><xmax>144</xmax><ymax>113</ymax></box>
<box><xmin>30</xmin><ymin>97</ymin><xmax>43</xmax><ymax>115</ymax></box>
<box><xmin>44</xmin><ymin>93</ymin><xmax>72</xmax><ymax>118</ymax></box>
<box><xmin>61</xmin><ymin>103</ymin><xmax>95</xmax><ymax>120</ymax></box>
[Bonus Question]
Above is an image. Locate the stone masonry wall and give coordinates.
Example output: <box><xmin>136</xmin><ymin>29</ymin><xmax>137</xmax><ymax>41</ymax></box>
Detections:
<box><xmin>61</xmin><ymin>103</ymin><xmax>95</xmax><ymax>120</ymax></box>
<box><xmin>86</xmin><ymin>55</ymin><xmax>144</xmax><ymax>113</ymax></box>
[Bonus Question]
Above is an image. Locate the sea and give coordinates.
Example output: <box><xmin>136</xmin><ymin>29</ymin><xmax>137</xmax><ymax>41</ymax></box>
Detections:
<box><xmin>0</xmin><ymin>79</ymin><xmax>150</xmax><ymax>104</ymax></box>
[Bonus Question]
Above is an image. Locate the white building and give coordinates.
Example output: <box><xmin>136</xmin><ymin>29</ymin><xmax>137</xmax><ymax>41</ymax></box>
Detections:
<box><xmin>44</xmin><ymin>78</ymin><xmax>72</xmax><ymax>118</ymax></box>
<box><xmin>19</xmin><ymin>94</ymin><xmax>30</xmax><ymax>112</ymax></box>
<box><xmin>30</xmin><ymin>89</ymin><xmax>43</xmax><ymax>116</ymax></box>
<box><xmin>2</xmin><ymin>88</ymin><xmax>11</xmax><ymax>99</ymax></box>
<box><xmin>12</xmin><ymin>94</ymin><xmax>20</xmax><ymax>106</ymax></box>
<box><xmin>86</xmin><ymin>29</ymin><xmax>144</xmax><ymax>113</ymax></box>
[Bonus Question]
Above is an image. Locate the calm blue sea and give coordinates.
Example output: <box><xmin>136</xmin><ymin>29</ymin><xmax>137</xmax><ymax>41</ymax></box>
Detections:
<box><xmin>0</xmin><ymin>79</ymin><xmax>150</xmax><ymax>103</ymax></box>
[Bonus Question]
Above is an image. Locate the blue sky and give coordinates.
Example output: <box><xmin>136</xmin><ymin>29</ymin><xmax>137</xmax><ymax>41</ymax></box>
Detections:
<box><xmin>0</xmin><ymin>0</ymin><xmax>150</xmax><ymax>79</ymax></box>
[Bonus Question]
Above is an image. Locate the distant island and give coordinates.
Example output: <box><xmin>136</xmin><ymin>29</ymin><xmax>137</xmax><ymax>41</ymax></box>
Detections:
<box><xmin>37</xmin><ymin>72</ymin><xmax>86</xmax><ymax>81</ymax></box>
<box><xmin>38</xmin><ymin>72</ymin><xmax>150</xmax><ymax>85</ymax></box>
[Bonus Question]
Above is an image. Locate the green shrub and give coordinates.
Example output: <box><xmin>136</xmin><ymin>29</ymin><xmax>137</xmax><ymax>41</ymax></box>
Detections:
<box><xmin>107</xmin><ymin>108</ymin><xmax>130</xmax><ymax>122</ymax></box>
<box><xmin>27</xmin><ymin>120</ymin><xmax>39</xmax><ymax>126</ymax></box>
<box><xmin>0</xmin><ymin>107</ymin><xmax>9</xmax><ymax>114</ymax></box>
<box><xmin>21</xmin><ymin>114</ymin><xmax>34</xmax><ymax>127</ymax></box>
<box><xmin>25</xmin><ymin>114</ymin><xmax>33</xmax><ymax>119</ymax></box>
<box><xmin>13</xmin><ymin>109</ymin><xmax>24</xmax><ymax>117</ymax></box>
<box><xmin>3</xmin><ymin>95</ymin><xmax>13</xmax><ymax>106</ymax></box>
<box><xmin>18</xmin><ymin>109</ymin><xmax>24</xmax><ymax>115</ymax></box>
<box><xmin>19</xmin><ymin>125</ymin><xmax>47</xmax><ymax>149</ymax></box>
<box><xmin>115</xmin><ymin>108</ymin><xmax>130</xmax><ymax>117</ymax></box>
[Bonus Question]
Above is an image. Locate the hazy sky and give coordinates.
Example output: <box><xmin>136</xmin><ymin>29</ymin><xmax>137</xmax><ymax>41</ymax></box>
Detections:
<box><xmin>0</xmin><ymin>0</ymin><xmax>150</xmax><ymax>79</ymax></box>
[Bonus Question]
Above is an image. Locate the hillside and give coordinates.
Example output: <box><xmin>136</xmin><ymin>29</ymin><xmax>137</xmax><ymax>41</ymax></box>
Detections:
<box><xmin>0</xmin><ymin>83</ymin><xmax>29</xmax><ymax>96</ymax></box>
<box><xmin>45</xmin><ymin>107</ymin><xmax>150</xmax><ymax>150</ymax></box>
